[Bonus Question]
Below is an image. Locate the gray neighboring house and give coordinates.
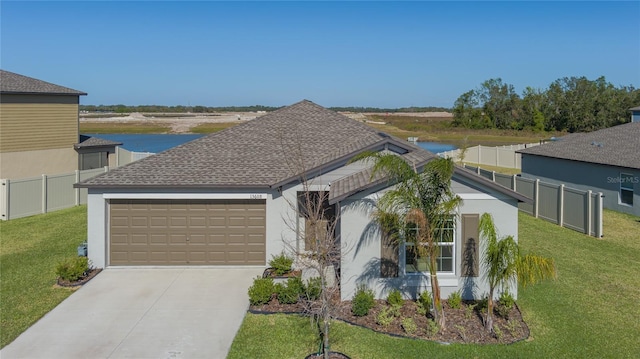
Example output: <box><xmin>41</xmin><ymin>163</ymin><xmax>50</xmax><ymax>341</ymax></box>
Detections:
<box><xmin>77</xmin><ymin>100</ymin><xmax>530</xmax><ymax>301</ymax></box>
<box><xmin>630</xmin><ymin>106</ymin><xmax>640</xmax><ymax>123</ymax></box>
<box><xmin>518</xmin><ymin>121</ymin><xmax>640</xmax><ymax>216</ymax></box>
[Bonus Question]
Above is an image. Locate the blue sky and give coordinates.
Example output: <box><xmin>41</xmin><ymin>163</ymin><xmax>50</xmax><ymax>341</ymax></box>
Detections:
<box><xmin>2</xmin><ymin>1</ymin><xmax>639</xmax><ymax>108</ymax></box>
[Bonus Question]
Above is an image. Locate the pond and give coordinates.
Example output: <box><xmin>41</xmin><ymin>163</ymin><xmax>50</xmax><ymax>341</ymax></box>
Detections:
<box><xmin>84</xmin><ymin>134</ymin><xmax>457</xmax><ymax>154</ymax></box>
<box><xmin>83</xmin><ymin>133</ymin><xmax>204</xmax><ymax>153</ymax></box>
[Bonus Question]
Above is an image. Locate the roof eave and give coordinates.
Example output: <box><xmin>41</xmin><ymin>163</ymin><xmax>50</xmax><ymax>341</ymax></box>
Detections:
<box><xmin>453</xmin><ymin>167</ymin><xmax>532</xmax><ymax>204</ymax></box>
<box><xmin>73</xmin><ymin>183</ymin><xmax>273</xmax><ymax>190</ymax></box>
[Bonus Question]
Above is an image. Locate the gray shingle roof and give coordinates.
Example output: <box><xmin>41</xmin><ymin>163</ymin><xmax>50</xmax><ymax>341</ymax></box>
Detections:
<box><xmin>75</xmin><ymin>135</ymin><xmax>122</xmax><ymax>149</ymax></box>
<box><xmin>0</xmin><ymin>70</ymin><xmax>87</xmax><ymax>95</ymax></box>
<box><xmin>517</xmin><ymin>122</ymin><xmax>640</xmax><ymax>170</ymax></box>
<box><xmin>79</xmin><ymin>100</ymin><xmax>393</xmax><ymax>188</ymax></box>
<box><xmin>630</xmin><ymin>106</ymin><xmax>640</xmax><ymax>111</ymax></box>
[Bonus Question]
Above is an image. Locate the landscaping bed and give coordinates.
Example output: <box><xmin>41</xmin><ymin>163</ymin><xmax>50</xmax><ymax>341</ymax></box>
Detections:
<box><xmin>250</xmin><ymin>295</ymin><xmax>529</xmax><ymax>344</ymax></box>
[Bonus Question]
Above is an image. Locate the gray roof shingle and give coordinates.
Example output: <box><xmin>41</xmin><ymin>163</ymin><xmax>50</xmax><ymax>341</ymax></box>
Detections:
<box><xmin>517</xmin><ymin>122</ymin><xmax>640</xmax><ymax>170</ymax></box>
<box><xmin>79</xmin><ymin>100</ymin><xmax>392</xmax><ymax>188</ymax></box>
<box><xmin>629</xmin><ymin>106</ymin><xmax>640</xmax><ymax>111</ymax></box>
<box><xmin>1</xmin><ymin>70</ymin><xmax>87</xmax><ymax>95</ymax></box>
<box><xmin>75</xmin><ymin>135</ymin><xmax>123</xmax><ymax>149</ymax></box>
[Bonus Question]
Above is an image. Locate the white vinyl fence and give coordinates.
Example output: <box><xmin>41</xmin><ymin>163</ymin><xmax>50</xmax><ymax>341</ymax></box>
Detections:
<box><xmin>440</xmin><ymin>143</ymin><xmax>540</xmax><ymax>169</ymax></box>
<box><xmin>0</xmin><ymin>148</ymin><xmax>155</xmax><ymax>220</ymax></box>
<box><xmin>463</xmin><ymin>164</ymin><xmax>603</xmax><ymax>238</ymax></box>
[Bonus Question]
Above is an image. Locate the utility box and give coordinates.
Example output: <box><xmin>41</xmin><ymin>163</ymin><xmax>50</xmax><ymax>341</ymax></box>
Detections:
<box><xmin>77</xmin><ymin>242</ymin><xmax>88</xmax><ymax>257</ymax></box>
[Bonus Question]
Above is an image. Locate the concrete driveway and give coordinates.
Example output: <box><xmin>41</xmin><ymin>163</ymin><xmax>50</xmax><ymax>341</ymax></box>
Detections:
<box><xmin>1</xmin><ymin>268</ymin><xmax>262</xmax><ymax>359</ymax></box>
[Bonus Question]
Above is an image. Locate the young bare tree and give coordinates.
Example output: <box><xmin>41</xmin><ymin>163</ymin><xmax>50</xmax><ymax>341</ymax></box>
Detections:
<box><xmin>276</xmin><ymin>126</ymin><xmax>344</xmax><ymax>359</ymax></box>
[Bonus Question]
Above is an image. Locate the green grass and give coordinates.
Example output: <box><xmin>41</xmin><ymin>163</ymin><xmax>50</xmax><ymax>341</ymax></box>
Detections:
<box><xmin>0</xmin><ymin>206</ymin><xmax>88</xmax><ymax>348</ymax></box>
<box><xmin>190</xmin><ymin>122</ymin><xmax>239</xmax><ymax>134</ymax></box>
<box><xmin>228</xmin><ymin>210</ymin><xmax>640</xmax><ymax>358</ymax></box>
<box><xmin>363</xmin><ymin>114</ymin><xmax>557</xmax><ymax>146</ymax></box>
<box><xmin>80</xmin><ymin>121</ymin><xmax>171</xmax><ymax>134</ymax></box>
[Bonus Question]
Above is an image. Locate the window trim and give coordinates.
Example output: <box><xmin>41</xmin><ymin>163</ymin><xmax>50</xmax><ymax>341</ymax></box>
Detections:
<box><xmin>401</xmin><ymin>217</ymin><xmax>456</xmax><ymax>276</ymax></box>
<box><xmin>619</xmin><ymin>173</ymin><xmax>634</xmax><ymax>206</ymax></box>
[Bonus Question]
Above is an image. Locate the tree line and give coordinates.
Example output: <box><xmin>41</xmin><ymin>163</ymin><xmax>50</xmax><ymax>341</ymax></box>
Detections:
<box><xmin>452</xmin><ymin>76</ymin><xmax>640</xmax><ymax>132</ymax></box>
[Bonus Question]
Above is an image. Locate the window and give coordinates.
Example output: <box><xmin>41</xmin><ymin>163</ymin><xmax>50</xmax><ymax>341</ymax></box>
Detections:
<box><xmin>297</xmin><ymin>191</ymin><xmax>335</xmax><ymax>251</ymax></box>
<box><xmin>403</xmin><ymin>217</ymin><xmax>455</xmax><ymax>274</ymax></box>
<box><xmin>620</xmin><ymin>173</ymin><xmax>635</xmax><ymax>206</ymax></box>
<box><xmin>80</xmin><ymin>152</ymin><xmax>108</xmax><ymax>170</ymax></box>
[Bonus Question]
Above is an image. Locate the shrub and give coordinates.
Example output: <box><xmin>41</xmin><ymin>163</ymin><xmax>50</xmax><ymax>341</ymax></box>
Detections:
<box><xmin>426</xmin><ymin>318</ymin><xmax>439</xmax><ymax>336</ymax></box>
<box><xmin>376</xmin><ymin>306</ymin><xmax>395</xmax><ymax>327</ymax></box>
<box><xmin>248</xmin><ymin>277</ymin><xmax>274</xmax><ymax>305</ymax></box>
<box><xmin>351</xmin><ymin>285</ymin><xmax>375</xmax><ymax>317</ymax></box>
<box><xmin>304</xmin><ymin>277</ymin><xmax>322</xmax><ymax>300</ymax></box>
<box><xmin>496</xmin><ymin>290</ymin><xmax>515</xmax><ymax>319</ymax></box>
<box><xmin>55</xmin><ymin>256</ymin><xmax>89</xmax><ymax>282</ymax></box>
<box><xmin>401</xmin><ymin>317</ymin><xmax>418</xmax><ymax>335</ymax></box>
<box><xmin>386</xmin><ymin>289</ymin><xmax>404</xmax><ymax>308</ymax></box>
<box><xmin>448</xmin><ymin>290</ymin><xmax>462</xmax><ymax>309</ymax></box>
<box><xmin>465</xmin><ymin>303</ymin><xmax>477</xmax><ymax>319</ymax></box>
<box><xmin>274</xmin><ymin>277</ymin><xmax>305</xmax><ymax>305</ymax></box>
<box><xmin>417</xmin><ymin>290</ymin><xmax>432</xmax><ymax>315</ymax></box>
<box><xmin>268</xmin><ymin>253</ymin><xmax>294</xmax><ymax>276</ymax></box>
<box><xmin>499</xmin><ymin>290</ymin><xmax>515</xmax><ymax>310</ymax></box>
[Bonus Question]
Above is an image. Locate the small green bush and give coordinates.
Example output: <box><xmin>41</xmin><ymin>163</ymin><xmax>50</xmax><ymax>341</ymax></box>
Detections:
<box><xmin>465</xmin><ymin>303</ymin><xmax>477</xmax><ymax>319</ymax></box>
<box><xmin>401</xmin><ymin>317</ymin><xmax>418</xmax><ymax>335</ymax></box>
<box><xmin>274</xmin><ymin>277</ymin><xmax>305</xmax><ymax>305</ymax></box>
<box><xmin>426</xmin><ymin>318</ymin><xmax>439</xmax><ymax>336</ymax></box>
<box><xmin>248</xmin><ymin>277</ymin><xmax>274</xmax><ymax>305</ymax></box>
<box><xmin>386</xmin><ymin>289</ymin><xmax>404</xmax><ymax>308</ymax></box>
<box><xmin>268</xmin><ymin>253</ymin><xmax>294</xmax><ymax>276</ymax></box>
<box><xmin>417</xmin><ymin>290</ymin><xmax>432</xmax><ymax>315</ymax></box>
<box><xmin>351</xmin><ymin>285</ymin><xmax>375</xmax><ymax>317</ymax></box>
<box><xmin>499</xmin><ymin>290</ymin><xmax>515</xmax><ymax>310</ymax></box>
<box><xmin>448</xmin><ymin>290</ymin><xmax>462</xmax><ymax>309</ymax></box>
<box><xmin>496</xmin><ymin>290</ymin><xmax>515</xmax><ymax>319</ymax></box>
<box><xmin>55</xmin><ymin>256</ymin><xmax>89</xmax><ymax>282</ymax></box>
<box><xmin>376</xmin><ymin>306</ymin><xmax>395</xmax><ymax>327</ymax></box>
<box><xmin>304</xmin><ymin>277</ymin><xmax>322</xmax><ymax>300</ymax></box>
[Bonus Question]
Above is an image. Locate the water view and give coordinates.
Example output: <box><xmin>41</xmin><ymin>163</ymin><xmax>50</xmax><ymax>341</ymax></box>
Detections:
<box><xmin>84</xmin><ymin>134</ymin><xmax>456</xmax><ymax>154</ymax></box>
<box><xmin>84</xmin><ymin>133</ymin><xmax>203</xmax><ymax>153</ymax></box>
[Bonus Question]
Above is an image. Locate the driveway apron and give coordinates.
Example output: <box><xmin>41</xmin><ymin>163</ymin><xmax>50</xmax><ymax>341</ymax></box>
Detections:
<box><xmin>1</xmin><ymin>268</ymin><xmax>262</xmax><ymax>359</ymax></box>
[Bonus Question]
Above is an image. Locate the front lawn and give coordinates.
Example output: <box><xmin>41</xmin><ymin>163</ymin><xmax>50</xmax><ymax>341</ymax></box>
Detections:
<box><xmin>228</xmin><ymin>210</ymin><xmax>640</xmax><ymax>358</ymax></box>
<box><xmin>0</xmin><ymin>206</ymin><xmax>87</xmax><ymax>348</ymax></box>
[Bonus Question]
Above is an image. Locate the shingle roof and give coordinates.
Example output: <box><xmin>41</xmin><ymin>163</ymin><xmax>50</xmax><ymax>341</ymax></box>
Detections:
<box><xmin>630</xmin><ymin>106</ymin><xmax>640</xmax><ymax>111</ymax></box>
<box><xmin>0</xmin><ymin>70</ymin><xmax>87</xmax><ymax>95</ymax></box>
<box><xmin>328</xmin><ymin>147</ymin><xmax>435</xmax><ymax>203</ymax></box>
<box><xmin>517</xmin><ymin>121</ymin><xmax>640</xmax><ymax>170</ymax></box>
<box><xmin>75</xmin><ymin>135</ymin><xmax>122</xmax><ymax>149</ymax></box>
<box><xmin>79</xmin><ymin>100</ymin><xmax>393</xmax><ymax>188</ymax></box>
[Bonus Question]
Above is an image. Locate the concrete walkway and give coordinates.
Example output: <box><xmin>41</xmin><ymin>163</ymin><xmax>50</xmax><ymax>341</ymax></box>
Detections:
<box><xmin>1</xmin><ymin>268</ymin><xmax>262</xmax><ymax>359</ymax></box>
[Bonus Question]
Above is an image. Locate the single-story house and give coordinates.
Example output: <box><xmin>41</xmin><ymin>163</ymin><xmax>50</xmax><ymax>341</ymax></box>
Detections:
<box><xmin>518</xmin><ymin>121</ymin><xmax>640</xmax><ymax>217</ymax></box>
<box><xmin>77</xmin><ymin>100</ymin><xmax>530</xmax><ymax>300</ymax></box>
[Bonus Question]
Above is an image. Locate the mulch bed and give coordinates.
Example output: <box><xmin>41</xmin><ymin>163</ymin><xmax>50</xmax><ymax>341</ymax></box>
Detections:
<box><xmin>56</xmin><ymin>268</ymin><xmax>103</xmax><ymax>288</ymax></box>
<box><xmin>250</xmin><ymin>296</ymin><xmax>529</xmax><ymax>344</ymax></box>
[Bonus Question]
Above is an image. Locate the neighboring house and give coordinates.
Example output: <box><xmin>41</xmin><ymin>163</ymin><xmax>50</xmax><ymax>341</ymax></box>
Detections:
<box><xmin>518</xmin><ymin>121</ymin><xmax>640</xmax><ymax>216</ymax></box>
<box><xmin>75</xmin><ymin>135</ymin><xmax>122</xmax><ymax>170</ymax></box>
<box><xmin>77</xmin><ymin>100</ymin><xmax>529</xmax><ymax>301</ymax></box>
<box><xmin>0</xmin><ymin>70</ymin><xmax>87</xmax><ymax>178</ymax></box>
<box><xmin>630</xmin><ymin>106</ymin><xmax>640</xmax><ymax>123</ymax></box>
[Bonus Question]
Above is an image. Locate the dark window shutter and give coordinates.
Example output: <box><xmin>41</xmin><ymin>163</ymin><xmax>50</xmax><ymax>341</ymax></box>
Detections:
<box><xmin>461</xmin><ymin>214</ymin><xmax>480</xmax><ymax>277</ymax></box>
<box><xmin>380</xmin><ymin>230</ymin><xmax>399</xmax><ymax>277</ymax></box>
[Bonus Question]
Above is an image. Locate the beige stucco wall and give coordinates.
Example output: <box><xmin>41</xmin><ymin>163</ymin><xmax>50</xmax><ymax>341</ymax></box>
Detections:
<box><xmin>0</xmin><ymin>147</ymin><xmax>78</xmax><ymax>179</ymax></box>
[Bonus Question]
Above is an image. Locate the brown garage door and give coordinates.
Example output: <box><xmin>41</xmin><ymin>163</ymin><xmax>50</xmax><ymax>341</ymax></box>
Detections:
<box><xmin>109</xmin><ymin>199</ymin><xmax>266</xmax><ymax>265</ymax></box>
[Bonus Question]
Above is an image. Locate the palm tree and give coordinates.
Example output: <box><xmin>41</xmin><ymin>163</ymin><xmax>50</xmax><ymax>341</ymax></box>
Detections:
<box><xmin>355</xmin><ymin>153</ymin><xmax>462</xmax><ymax>330</ymax></box>
<box><xmin>479</xmin><ymin>213</ymin><xmax>557</xmax><ymax>332</ymax></box>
